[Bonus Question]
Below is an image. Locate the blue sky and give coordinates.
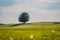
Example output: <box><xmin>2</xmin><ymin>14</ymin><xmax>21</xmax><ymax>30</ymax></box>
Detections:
<box><xmin>0</xmin><ymin>0</ymin><xmax>60</xmax><ymax>10</ymax></box>
<box><xmin>0</xmin><ymin>0</ymin><xmax>15</xmax><ymax>6</ymax></box>
<box><xmin>0</xmin><ymin>0</ymin><xmax>60</xmax><ymax>23</ymax></box>
<box><xmin>34</xmin><ymin>2</ymin><xmax>60</xmax><ymax>10</ymax></box>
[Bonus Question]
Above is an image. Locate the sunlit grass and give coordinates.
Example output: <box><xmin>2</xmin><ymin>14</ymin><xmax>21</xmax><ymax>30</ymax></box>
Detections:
<box><xmin>0</xmin><ymin>22</ymin><xmax>60</xmax><ymax>40</ymax></box>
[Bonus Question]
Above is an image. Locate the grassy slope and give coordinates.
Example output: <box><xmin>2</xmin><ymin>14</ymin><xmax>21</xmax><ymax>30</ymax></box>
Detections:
<box><xmin>0</xmin><ymin>22</ymin><xmax>60</xmax><ymax>40</ymax></box>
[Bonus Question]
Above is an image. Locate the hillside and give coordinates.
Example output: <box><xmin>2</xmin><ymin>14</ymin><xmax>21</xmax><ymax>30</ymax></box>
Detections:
<box><xmin>0</xmin><ymin>22</ymin><xmax>60</xmax><ymax>30</ymax></box>
<box><xmin>0</xmin><ymin>22</ymin><xmax>60</xmax><ymax>40</ymax></box>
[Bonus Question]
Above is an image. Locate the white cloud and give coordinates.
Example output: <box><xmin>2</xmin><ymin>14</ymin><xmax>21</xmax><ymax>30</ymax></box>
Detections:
<box><xmin>0</xmin><ymin>5</ymin><xmax>60</xmax><ymax>23</ymax></box>
<box><xmin>0</xmin><ymin>5</ymin><xmax>46</xmax><ymax>23</ymax></box>
<box><xmin>13</xmin><ymin>0</ymin><xmax>60</xmax><ymax>10</ymax></box>
<box><xmin>38</xmin><ymin>0</ymin><xmax>59</xmax><ymax>2</ymax></box>
<box><xmin>0</xmin><ymin>0</ymin><xmax>60</xmax><ymax>23</ymax></box>
<box><xmin>14</xmin><ymin>0</ymin><xmax>59</xmax><ymax>3</ymax></box>
<box><xmin>42</xmin><ymin>10</ymin><xmax>60</xmax><ymax>22</ymax></box>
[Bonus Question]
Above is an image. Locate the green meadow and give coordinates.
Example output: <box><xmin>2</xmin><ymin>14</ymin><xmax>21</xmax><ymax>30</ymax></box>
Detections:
<box><xmin>0</xmin><ymin>22</ymin><xmax>60</xmax><ymax>40</ymax></box>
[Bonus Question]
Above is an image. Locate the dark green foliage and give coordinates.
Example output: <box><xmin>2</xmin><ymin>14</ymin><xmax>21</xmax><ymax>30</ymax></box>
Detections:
<box><xmin>10</xmin><ymin>24</ymin><xmax>23</xmax><ymax>27</ymax></box>
<box><xmin>19</xmin><ymin>12</ymin><xmax>29</xmax><ymax>24</ymax></box>
<box><xmin>0</xmin><ymin>23</ymin><xmax>5</xmax><ymax>27</ymax></box>
<box><xmin>54</xmin><ymin>22</ymin><xmax>60</xmax><ymax>24</ymax></box>
<box><xmin>0</xmin><ymin>23</ymin><xmax>4</xmax><ymax>25</ymax></box>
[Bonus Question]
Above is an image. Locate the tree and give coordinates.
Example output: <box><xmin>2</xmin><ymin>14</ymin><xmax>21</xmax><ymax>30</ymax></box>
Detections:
<box><xmin>19</xmin><ymin>12</ymin><xmax>29</xmax><ymax>24</ymax></box>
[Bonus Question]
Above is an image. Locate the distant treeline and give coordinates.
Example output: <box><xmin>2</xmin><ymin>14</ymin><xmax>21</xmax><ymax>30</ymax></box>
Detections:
<box><xmin>41</xmin><ymin>22</ymin><xmax>60</xmax><ymax>24</ymax></box>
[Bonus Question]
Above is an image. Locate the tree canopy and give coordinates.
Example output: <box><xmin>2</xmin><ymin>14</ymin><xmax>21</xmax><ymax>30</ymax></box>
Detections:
<box><xmin>19</xmin><ymin>12</ymin><xmax>29</xmax><ymax>24</ymax></box>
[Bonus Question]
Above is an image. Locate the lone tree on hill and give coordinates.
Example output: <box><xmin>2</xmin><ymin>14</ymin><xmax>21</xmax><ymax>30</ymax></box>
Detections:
<box><xmin>19</xmin><ymin>12</ymin><xmax>30</xmax><ymax>24</ymax></box>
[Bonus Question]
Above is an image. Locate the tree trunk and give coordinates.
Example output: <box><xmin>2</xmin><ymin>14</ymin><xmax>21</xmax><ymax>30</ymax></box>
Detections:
<box><xmin>23</xmin><ymin>22</ymin><xmax>25</xmax><ymax>24</ymax></box>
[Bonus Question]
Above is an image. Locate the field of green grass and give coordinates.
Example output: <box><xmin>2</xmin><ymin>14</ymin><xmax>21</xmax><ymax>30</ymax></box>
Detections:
<box><xmin>0</xmin><ymin>22</ymin><xmax>60</xmax><ymax>40</ymax></box>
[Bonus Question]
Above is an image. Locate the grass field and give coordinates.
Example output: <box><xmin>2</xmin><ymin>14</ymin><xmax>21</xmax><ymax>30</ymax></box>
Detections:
<box><xmin>0</xmin><ymin>22</ymin><xmax>60</xmax><ymax>40</ymax></box>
